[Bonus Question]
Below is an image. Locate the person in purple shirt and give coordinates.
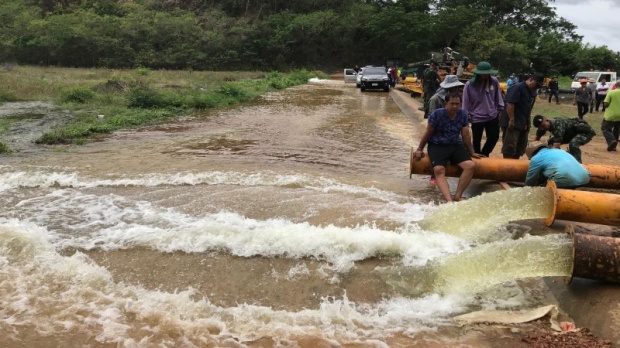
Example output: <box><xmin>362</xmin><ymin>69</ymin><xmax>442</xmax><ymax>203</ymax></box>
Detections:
<box><xmin>462</xmin><ymin>61</ymin><xmax>504</xmax><ymax>157</ymax></box>
<box><xmin>414</xmin><ymin>92</ymin><xmax>480</xmax><ymax>202</ymax></box>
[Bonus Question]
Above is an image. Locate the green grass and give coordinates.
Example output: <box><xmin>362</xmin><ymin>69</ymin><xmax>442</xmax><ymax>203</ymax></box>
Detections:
<box><xmin>558</xmin><ymin>76</ymin><xmax>573</xmax><ymax>89</ymax></box>
<box><xmin>0</xmin><ymin>118</ymin><xmax>15</xmax><ymax>134</ymax></box>
<box><xmin>0</xmin><ymin>119</ymin><xmax>16</xmax><ymax>154</ymax></box>
<box><xmin>0</xmin><ymin>66</ymin><xmax>325</xmax><ymax>145</ymax></box>
<box><xmin>531</xmin><ymin>95</ymin><xmax>604</xmax><ymax>132</ymax></box>
<box><xmin>0</xmin><ymin>142</ymin><xmax>12</xmax><ymax>154</ymax></box>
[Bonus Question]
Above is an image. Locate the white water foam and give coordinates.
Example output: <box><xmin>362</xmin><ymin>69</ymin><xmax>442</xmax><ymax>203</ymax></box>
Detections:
<box><xmin>0</xmin><ymin>220</ymin><xmax>472</xmax><ymax>346</ymax></box>
<box><xmin>2</xmin><ymin>188</ymin><xmax>465</xmax><ymax>272</ymax></box>
<box><xmin>1</xmin><ymin>165</ymin><xmax>564</xmax><ymax>345</ymax></box>
<box><xmin>0</xmin><ymin>166</ymin><xmax>409</xmax><ymax>202</ymax></box>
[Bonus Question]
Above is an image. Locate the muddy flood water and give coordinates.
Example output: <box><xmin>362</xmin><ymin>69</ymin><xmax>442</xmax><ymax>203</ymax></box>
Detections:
<box><xmin>0</xmin><ymin>79</ymin><xmax>574</xmax><ymax>347</ymax></box>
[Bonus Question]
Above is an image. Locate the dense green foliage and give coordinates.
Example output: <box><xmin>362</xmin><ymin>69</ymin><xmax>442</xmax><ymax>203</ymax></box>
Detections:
<box><xmin>0</xmin><ymin>0</ymin><xmax>619</xmax><ymax>76</ymax></box>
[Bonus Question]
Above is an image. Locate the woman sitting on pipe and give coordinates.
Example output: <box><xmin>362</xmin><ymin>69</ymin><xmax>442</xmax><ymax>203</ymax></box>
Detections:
<box><xmin>413</xmin><ymin>92</ymin><xmax>481</xmax><ymax>202</ymax></box>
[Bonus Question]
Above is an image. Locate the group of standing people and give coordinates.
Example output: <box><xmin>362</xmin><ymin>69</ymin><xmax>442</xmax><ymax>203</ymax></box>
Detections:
<box><xmin>573</xmin><ymin>77</ymin><xmax>610</xmax><ymax>118</ymax></box>
<box><xmin>412</xmin><ymin>59</ymin><xmax>601</xmax><ymax>201</ymax></box>
<box><xmin>411</xmin><ymin>58</ymin><xmax>620</xmax><ymax>202</ymax></box>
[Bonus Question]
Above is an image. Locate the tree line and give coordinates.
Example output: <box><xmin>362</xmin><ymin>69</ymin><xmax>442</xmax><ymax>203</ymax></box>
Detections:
<box><xmin>1</xmin><ymin>0</ymin><xmax>618</xmax><ymax>76</ymax></box>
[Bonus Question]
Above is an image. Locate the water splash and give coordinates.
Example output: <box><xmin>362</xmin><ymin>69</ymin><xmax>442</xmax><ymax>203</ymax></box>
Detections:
<box><xmin>418</xmin><ymin>187</ymin><xmax>553</xmax><ymax>241</ymax></box>
<box><xmin>0</xmin><ymin>220</ymin><xmax>470</xmax><ymax>346</ymax></box>
<box><xmin>379</xmin><ymin>234</ymin><xmax>572</xmax><ymax>297</ymax></box>
<box><xmin>434</xmin><ymin>233</ymin><xmax>573</xmax><ymax>294</ymax></box>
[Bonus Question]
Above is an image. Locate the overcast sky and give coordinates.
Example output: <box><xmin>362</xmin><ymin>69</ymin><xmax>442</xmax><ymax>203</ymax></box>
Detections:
<box><xmin>552</xmin><ymin>0</ymin><xmax>620</xmax><ymax>52</ymax></box>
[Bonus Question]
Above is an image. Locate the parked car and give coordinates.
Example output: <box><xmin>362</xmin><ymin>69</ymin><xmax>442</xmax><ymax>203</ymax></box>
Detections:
<box><xmin>360</xmin><ymin>67</ymin><xmax>389</xmax><ymax>92</ymax></box>
<box><xmin>343</xmin><ymin>68</ymin><xmax>357</xmax><ymax>83</ymax></box>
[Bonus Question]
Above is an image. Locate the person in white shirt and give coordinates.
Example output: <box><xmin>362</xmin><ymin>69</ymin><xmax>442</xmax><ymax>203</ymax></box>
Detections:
<box><xmin>596</xmin><ymin>78</ymin><xmax>610</xmax><ymax>112</ymax></box>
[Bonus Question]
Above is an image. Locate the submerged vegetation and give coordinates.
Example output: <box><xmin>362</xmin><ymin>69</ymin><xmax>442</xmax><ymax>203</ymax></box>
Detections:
<box><xmin>0</xmin><ymin>66</ymin><xmax>323</xmax><ymax>145</ymax></box>
<box><xmin>0</xmin><ymin>142</ymin><xmax>11</xmax><ymax>153</ymax></box>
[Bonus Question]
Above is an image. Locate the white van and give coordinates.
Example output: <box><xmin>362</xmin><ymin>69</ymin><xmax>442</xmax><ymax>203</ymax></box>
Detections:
<box><xmin>571</xmin><ymin>71</ymin><xmax>617</xmax><ymax>91</ymax></box>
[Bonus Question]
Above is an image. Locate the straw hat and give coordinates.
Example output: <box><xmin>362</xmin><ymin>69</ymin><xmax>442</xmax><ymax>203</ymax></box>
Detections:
<box><xmin>525</xmin><ymin>141</ymin><xmax>547</xmax><ymax>159</ymax></box>
<box><xmin>588</xmin><ymin>78</ymin><xmax>595</xmax><ymax>83</ymax></box>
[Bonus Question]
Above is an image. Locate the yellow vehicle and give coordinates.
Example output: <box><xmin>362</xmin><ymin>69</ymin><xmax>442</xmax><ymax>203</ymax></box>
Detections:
<box><xmin>499</xmin><ymin>81</ymin><xmax>507</xmax><ymax>98</ymax></box>
<box><xmin>402</xmin><ymin>76</ymin><xmax>424</xmax><ymax>97</ymax></box>
<box><xmin>401</xmin><ymin>65</ymin><xmax>449</xmax><ymax>97</ymax></box>
<box><xmin>402</xmin><ymin>60</ymin><xmax>508</xmax><ymax>98</ymax></box>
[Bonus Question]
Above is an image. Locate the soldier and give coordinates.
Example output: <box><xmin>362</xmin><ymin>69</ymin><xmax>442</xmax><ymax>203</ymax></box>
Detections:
<box><xmin>533</xmin><ymin>115</ymin><xmax>596</xmax><ymax>163</ymax></box>
<box><xmin>423</xmin><ymin>61</ymin><xmax>440</xmax><ymax>119</ymax></box>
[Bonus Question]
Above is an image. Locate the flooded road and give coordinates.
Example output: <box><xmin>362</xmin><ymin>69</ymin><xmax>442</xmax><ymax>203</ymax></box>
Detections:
<box><xmin>0</xmin><ymin>80</ymin><xmax>572</xmax><ymax>347</ymax></box>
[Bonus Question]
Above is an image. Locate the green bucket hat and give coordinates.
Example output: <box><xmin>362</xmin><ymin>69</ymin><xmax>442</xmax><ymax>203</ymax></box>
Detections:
<box><xmin>473</xmin><ymin>61</ymin><xmax>498</xmax><ymax>75</ymax></box>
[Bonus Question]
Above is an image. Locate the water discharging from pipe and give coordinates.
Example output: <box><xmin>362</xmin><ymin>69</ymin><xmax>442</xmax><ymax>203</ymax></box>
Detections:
<box><xmin>418</xmin><ymin>187</ymin><xmax>555</xmax><ymax>241</ymax></box>
<box><xmin>383</xmin><ymin>187</ymin><xmax>573</xmax><ymax>296</ymax></box>
<box><xmin>435</xmin><ymin>235</ymin><xmax>573</xmax><ymax>294</ymax></box>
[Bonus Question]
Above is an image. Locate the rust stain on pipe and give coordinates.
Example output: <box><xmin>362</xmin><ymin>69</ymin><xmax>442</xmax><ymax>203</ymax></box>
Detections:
<box><xmin>566</xmin><ymin>226</ymin><xmax>620</xmax><ymax>284</ymax></box>
<box><xmin>546</xmin><ymin>181</ymin><xmax>620</xmax><ymax>227</ymax></box>
<box><xmin>409</xmin><ymin>147</ymin><xmax>620</xmax><ymax>189</ymax></box>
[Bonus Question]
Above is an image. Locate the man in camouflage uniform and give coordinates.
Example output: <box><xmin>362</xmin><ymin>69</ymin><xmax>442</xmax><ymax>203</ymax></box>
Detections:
<box><xmin>423</xmin><ymin>61</ymin><xmax>440</xmax><ymax>119</ymax></box>
<box><xmin>533</xmin><ymin>115</ymin><xmax>596</xmax><ymax>163</ymax></box>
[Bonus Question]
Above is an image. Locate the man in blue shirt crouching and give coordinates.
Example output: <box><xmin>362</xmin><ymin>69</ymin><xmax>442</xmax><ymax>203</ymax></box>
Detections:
<box><xmin>524</xmin><ymin>141</ymin><xmax>591</xmax><ymax>188</ymax></box>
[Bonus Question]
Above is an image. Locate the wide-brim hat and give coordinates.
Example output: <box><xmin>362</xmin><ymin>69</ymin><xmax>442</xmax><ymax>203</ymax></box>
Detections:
<box><xmin>588</xmin><ymin>78</ymin><xmax>595</xmax><ymax>83</ymax></box>
<box><xmin>473</xmin><ymin>61</ymin><xmax>498</xmax><ymax>75</ymax></box>
<box><xmin>525</xmin><ymin>141</ymin><xmax>547</xmax><ymax>159</ymax></box>
<box><xmin>440</xmin><ymin>75</ymin><xmax>465</xmax><ymax>89</ymax></box>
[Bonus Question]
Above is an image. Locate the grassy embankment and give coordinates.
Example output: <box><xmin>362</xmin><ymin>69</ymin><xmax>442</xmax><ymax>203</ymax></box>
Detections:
<box><xmin>0</xmin><ymin>65</ymin><xmax>324</xmax><ymax>152</ymax></box>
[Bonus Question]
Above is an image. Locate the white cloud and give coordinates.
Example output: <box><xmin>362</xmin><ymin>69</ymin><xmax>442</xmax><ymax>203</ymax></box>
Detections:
<box><xmin>553</xmin><ymin>0</ymin><xmax>620</xmax><ymax>52</ymax></box>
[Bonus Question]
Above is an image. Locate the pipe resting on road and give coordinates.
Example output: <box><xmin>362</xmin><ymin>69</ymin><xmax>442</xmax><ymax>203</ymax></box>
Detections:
<box><xmin>409</xmin><ymin>148</ymin><xmax>620</xmax><ymax>190</ymax></box>
<box><xmin>546</xmin><ymin>181</ymin><xmax>620</xmax><ymax>227</ymax></box>
<box><xmin>566</xmin><ymin>225</ymin><xmax>620</xmax><ymax>284</ymax></box>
